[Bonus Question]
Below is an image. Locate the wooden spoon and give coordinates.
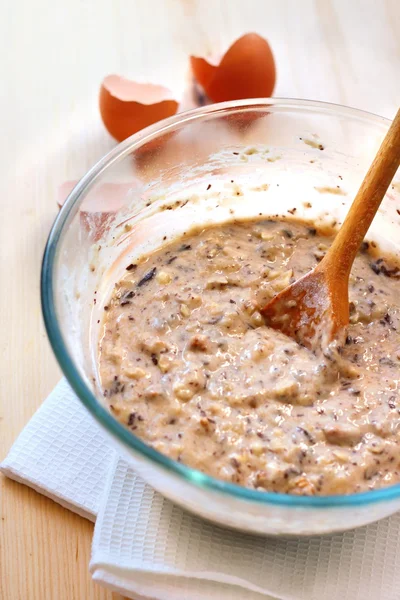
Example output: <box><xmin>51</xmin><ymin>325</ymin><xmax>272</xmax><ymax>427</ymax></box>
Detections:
<box><xmin>261</xmin><ymin>107</ymin><xmax>400</xmax><ymax>351</ymax></box>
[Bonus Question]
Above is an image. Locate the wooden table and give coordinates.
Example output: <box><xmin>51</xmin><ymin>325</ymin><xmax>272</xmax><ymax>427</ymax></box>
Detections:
<box><xmin>1</xmin><ymin>1</ymin><xmax>399</xmax><ymax>598</ymax></box>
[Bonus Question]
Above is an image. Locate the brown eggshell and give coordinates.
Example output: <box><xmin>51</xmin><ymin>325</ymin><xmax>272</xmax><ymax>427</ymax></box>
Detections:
<box><xmin>189</xmin><ymin>56</ymin><xmax>218</xmax><ymax>92</ymax></box>
<box><xmin>99</xmin><ymin>75</ymin><xmax>179</xmax><ymax>142</ymax></box>
<box><xmin>190</xmin><ymin>33</ymin><xmax>276</xmax><ymax>103</ymax></box>
<box><xmin>58</xmin><ymin>181</ymin><xmax>141</xmax><ymax>241</ymax></box>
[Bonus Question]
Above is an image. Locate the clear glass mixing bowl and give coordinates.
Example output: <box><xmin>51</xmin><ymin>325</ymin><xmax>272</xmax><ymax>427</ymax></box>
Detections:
<box><xmin>42</xmin><ymin>99</ymin><xmax>400</xmax><ymax>535</ymax></box>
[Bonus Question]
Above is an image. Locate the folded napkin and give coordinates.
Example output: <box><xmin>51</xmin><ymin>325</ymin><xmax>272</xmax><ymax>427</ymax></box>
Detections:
<box><xmin>2</xmin><ymin>380</ymin><xmax>400</xmax><ymax>600</ymax></box>
<box><xmin>1</xmin><ymin>379</ymin><xmax>113</xmax><ymax>521</ymax></box>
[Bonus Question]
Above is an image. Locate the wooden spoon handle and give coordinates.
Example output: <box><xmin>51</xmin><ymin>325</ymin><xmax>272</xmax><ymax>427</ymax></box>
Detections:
<box><xmin>324</xmin><ymin>107</ymin><xmax>400</xmax><ymax>280</ymax></box>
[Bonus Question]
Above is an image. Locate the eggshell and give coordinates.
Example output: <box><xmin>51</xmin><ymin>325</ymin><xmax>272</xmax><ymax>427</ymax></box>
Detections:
<box><xmin>58</xmin><ymin>181</ymin><xmax>141</xmax><ymax>241</ymax></box>
<box><xmin>99</xmin><ymin>75</ymin><xmax>179</xmax><ymax>142</ymax></box>
<box><xmin>190</xmin><ymin>33</ymin><xmax>276</xmax><ymax>103</ymax></box>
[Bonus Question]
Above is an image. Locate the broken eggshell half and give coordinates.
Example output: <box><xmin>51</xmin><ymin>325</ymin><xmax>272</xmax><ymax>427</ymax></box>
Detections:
<box><xmin>190</xmin><ymin>33</ymin><xmax>276</xmax><ymax>104</ymax></box>
<box><xmin>99</xmin><ymin>75</ymin><xmax>179</xmax><ymax>142</ymax></box>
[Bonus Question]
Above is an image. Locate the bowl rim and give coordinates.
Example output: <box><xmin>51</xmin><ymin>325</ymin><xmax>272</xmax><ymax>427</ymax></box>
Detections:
<box><xmin>41</xmin><ymin>97</ymin><xmax>400</xmax><ymax>508</ymax></box>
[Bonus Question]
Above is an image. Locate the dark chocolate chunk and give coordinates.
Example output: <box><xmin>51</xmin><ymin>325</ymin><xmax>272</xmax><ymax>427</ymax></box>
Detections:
<box><xmin>138</xmin><ymin>267</ymin><xmax>157</xmax><ymax>287</ymax></box>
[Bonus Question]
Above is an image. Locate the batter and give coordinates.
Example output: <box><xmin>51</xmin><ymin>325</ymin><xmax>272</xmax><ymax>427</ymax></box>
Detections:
<box><xmin>99</xmin><ymin>219</ymin><xmax>400</xmax><ymax>495</ymax></box>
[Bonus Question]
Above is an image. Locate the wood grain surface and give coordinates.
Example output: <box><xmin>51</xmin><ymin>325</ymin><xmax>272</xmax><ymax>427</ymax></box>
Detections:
<box><xmin>0</xmin><ymin>1</ymin><xmax>399</xmax><ymax>598</ymax></box>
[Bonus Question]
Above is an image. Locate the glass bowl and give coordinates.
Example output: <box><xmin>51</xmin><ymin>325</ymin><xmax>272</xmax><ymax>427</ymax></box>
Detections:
<box><xmin>42</xmin><ymin>99</ymin><xmax>400</xmax><ymax>536</ymax></box>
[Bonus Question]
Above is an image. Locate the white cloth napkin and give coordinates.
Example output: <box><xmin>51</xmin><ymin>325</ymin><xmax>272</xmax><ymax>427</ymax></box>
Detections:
<box><xmin>2</xmin><ymin>380</ymin><xmax>400</xmax><ymax>600</ymax></box>
<box><xmin>0</xmin><ymin>379</ymin><xmax>113</xmax><ymax>521</ymax></box>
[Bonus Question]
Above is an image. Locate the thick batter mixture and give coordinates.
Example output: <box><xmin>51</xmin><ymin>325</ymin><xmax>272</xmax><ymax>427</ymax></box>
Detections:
<box><xmin>99</xmin><ymin>219</ymin><xmax>400</xmax><ymax>495</ymax></box>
